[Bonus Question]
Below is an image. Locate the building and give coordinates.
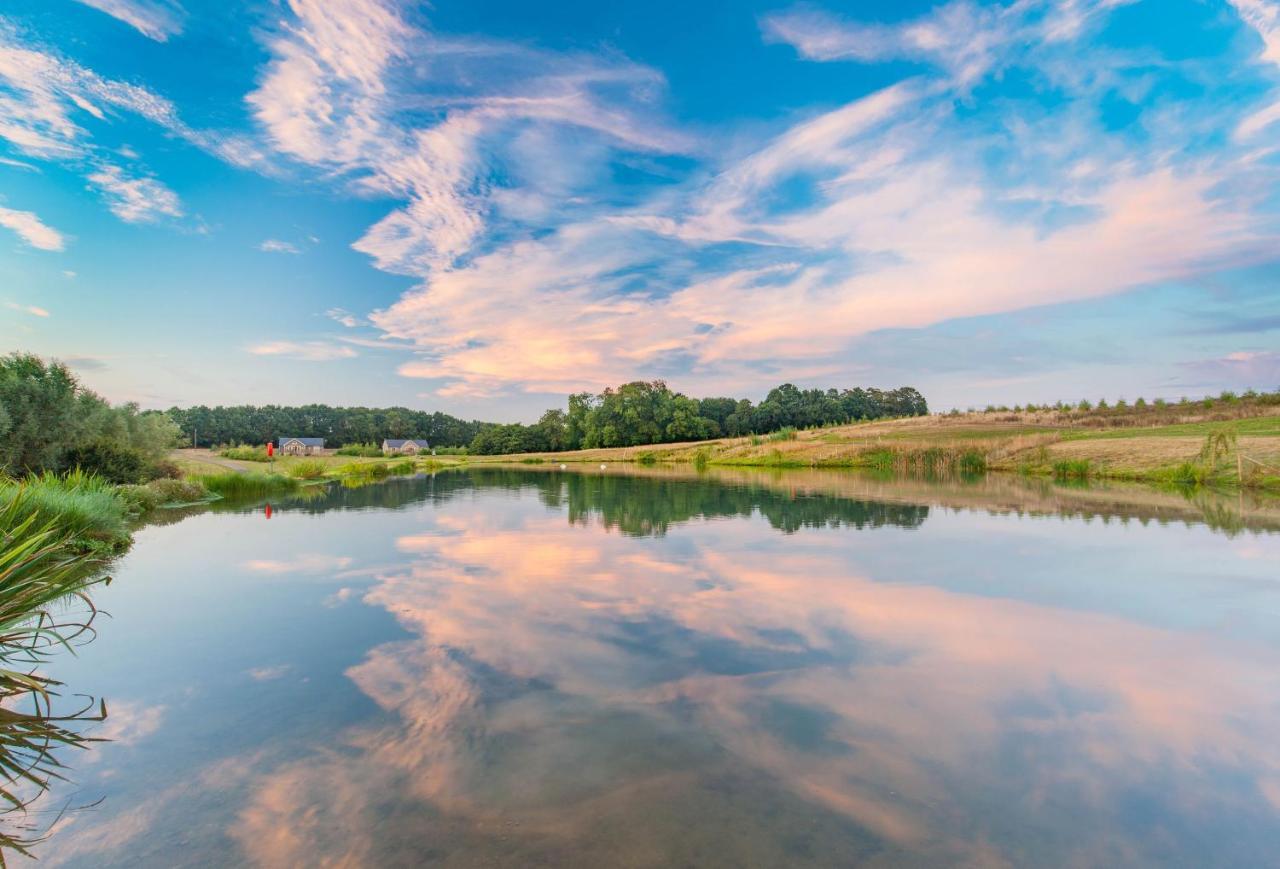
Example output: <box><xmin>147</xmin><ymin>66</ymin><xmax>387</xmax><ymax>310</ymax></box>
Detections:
<box><xmin>278</xmin><ymin>437</ymin><xmax>325</xmax><ymax>456</ymax></box>
<box><xmin>382</xmin><ymin>438</ymin><xmax>431</xmax><ymax>455</ymax></box>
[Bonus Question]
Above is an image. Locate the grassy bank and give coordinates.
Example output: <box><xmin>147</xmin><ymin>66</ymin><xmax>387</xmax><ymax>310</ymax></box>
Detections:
<box><xmin>466</xmin><ymin>398</ymin><xmax>1280</xmax><ymax>491</ymax></box>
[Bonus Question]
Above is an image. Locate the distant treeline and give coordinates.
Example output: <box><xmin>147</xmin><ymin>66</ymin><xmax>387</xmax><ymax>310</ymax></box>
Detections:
<box><xmin>469</xmin><ymin>381</ymin><xmax>928</xmax><ymax>455</ymax></box>
<box><xmin>166</xmin><ymin>404</ymin><xmax>486</xmax><ymax>448</ymax></box>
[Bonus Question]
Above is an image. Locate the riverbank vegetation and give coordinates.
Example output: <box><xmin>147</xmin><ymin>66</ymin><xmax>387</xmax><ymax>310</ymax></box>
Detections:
<box><xmin>167</xmin><ymin>404</ymin><xmax>484</xmax><ymax>449</ymax></box>
<box><xmin>468</xmin><ymin>380</ymin><xmax>928</xmax><ymax>455</ymax></box>
<box><xmin>1</xmin><ymin>354</ymin><xmax>181</xmax><ymax>483</ymax></box>
<box><xmin>467</xmin><ymin>390</ymin><xmax>1280</xmax><ymax>490</ymax></box>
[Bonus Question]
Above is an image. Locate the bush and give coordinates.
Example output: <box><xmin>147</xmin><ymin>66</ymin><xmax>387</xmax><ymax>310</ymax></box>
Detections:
<box><xmin>335</xmin><ymin>443</ymin><xmax>384</xmax><ymax>457</ymax></box>
<box><xmin>286</xmin><ymin>459</ymin><xmax>327</xmax><ymax>480</ymax></box>
<box><xmin>636</xmin><ymin>451</ymin><xmax>657</xmax><ymax>466</ymax></box>
<box><xmin>147</xmin><ymin>478</ymin><xmax>210</xmax><ymax>503</ymax></box>
<box><xmin>219</xmin><ymin>445</ymin><xmax>270</xmax><ymax>462</ymax></box>
<box><xmin>147</xmin><ymin>458</ymin><xmax>183</xmax><ymax>480</ymax></box>
<box><xmin>62</xmin><ymin>441</ymin><xmax>149</xmax><ymax>484</ymax></box>
<box><xmin>767</xmin><ymin>427</ymin><xmax>798</xmax><ymax>442</ymax></box>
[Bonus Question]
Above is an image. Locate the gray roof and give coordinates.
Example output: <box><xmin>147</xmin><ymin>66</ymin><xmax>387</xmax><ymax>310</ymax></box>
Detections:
<box><xmin>278</xmin><ymin>437</ymin><xmax>325</xmax><ymax>447</ymax></box>
<box><xmin>382</xmin><ymin>438</ymin><xmax>430</xmax><ymax>448</ymax></box>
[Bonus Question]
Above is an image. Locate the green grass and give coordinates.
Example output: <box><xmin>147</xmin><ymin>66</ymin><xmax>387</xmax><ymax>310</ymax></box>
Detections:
<box><xmin>285</xmin><ymin>459</ymin><xmax>327</xmax><ymax>480</ymax></box>
<box><xmin>0</xmin><ymin>471</ymin><xmax>132</xmax><ymax>555</ymax></box>
<box><xmin>1052</xmin><ymin>459</ymin><xmax>1094</xmax><ymax>480</ymax></box>
<box><xmin>767</xmin><ymin>427</ymin><xmax>798</xmax><ymax>442</ymax></box>
<box><xmin>1061</xmin><ymin>416</ymin><xmax>1280</xmax><ymax>440</ymax></box>
<box><xmin>194</xmin><ymin>471</ymin><xmax>299</xmax><ymax>499</ymax></box>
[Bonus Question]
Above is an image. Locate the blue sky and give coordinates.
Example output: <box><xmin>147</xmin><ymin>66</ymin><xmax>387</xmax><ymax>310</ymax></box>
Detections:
<box><xmin>1</xmin><ymin>0</ymin><xmax>1278</xmax><ymax>420</ymax></box>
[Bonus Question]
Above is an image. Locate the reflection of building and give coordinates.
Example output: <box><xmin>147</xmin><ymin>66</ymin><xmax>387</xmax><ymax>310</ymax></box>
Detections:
<box><xmin>278</xmin><ymin>437</ymin><xmax>325</xmax><ymax>456</ymax></box>
<box><xmin>382</xmin><ymin>438</ymin><xmax>430</xmax><ymax>455</ymax></box>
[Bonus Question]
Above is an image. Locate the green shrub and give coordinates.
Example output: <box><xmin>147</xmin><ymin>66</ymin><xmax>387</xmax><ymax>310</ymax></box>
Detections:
<box><xmin>958</xmin><ymin>450</ymin><xmax>987</xmax><ymax>475</ymax></box>
<box><xmin>767</xmin><ymin>427</ymin><xmax>798</xmax><ymax>442</ymax></box>
<box><xmin>335</xmin><ymin>443</ymin><xmax>384</xmax><ymax>457</ymax></box>
<box><xmin>1052</xmin><ymin>459</ymin><xmax>1093</xmax><ymax>480</ymax></box>
<box><xmin>636</xmin><ymin>451</ymin><xmax>657</xmax><ymax>466</ymax></box>
<box><xmin>286</xmin><ymin>459</ymin><xmax>327</xmax><ymax>480</ymax></box>
<box><xmin>62</xmin><ymin>441</ymin><xmax>149</xmax><ymax>484</ymax></box>
<box><xmin>219</xmin><ymin>445</ymin><xmax>270</xmax><ymax>462</ymax></box>
<box><xmin>693</xmin><ymin>447</ymin><xmax>711</xmax><ymax>471</ymax></box>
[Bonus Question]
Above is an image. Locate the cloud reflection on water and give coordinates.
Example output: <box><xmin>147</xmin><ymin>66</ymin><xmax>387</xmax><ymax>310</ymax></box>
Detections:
<box><xmin>220</xmin><ymin>485</ymin><xmax>1280</xmax><ymax>866</ymax></box>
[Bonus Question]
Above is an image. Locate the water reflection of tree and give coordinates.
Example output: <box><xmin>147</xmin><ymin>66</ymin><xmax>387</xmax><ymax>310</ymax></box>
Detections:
<box><xmin>246</xmin><ymin>469</ymin><xmax>930</xmax><ymax>537</ymax></box>
<box><xmin>0</xmin><ymin>504</ymin><xmax>109</xmax><ymax>863</ymax></box>
<box><xmin>205</xmin><ymin>465</ymin><xmax>1280</xmax><ymax>539</ymax></box>
<box><xmin>554</xmin><ymin>474</ymin><xmax>929</xmax><ymax>536</ymax></box>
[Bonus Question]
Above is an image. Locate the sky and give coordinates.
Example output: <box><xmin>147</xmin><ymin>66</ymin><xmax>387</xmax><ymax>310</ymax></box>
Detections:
<box><xmin>0</xmin><ymin>0</ymin><xmax>1278</xmax><ymax>421</ymax></box>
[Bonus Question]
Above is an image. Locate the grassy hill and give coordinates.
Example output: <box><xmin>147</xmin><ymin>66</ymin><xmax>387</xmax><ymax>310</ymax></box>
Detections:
<box><xmin>467</xmin><ymin>395</ymin><xmax>1280</xmax><ymax>490</ymax></box>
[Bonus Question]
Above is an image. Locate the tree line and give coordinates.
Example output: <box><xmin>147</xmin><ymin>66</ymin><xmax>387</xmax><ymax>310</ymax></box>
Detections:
<box><xmin>165</xmin><ymin>404</ymin><xmax>487</xmax><ymax>449</ymax></box>
<box><xmin>1</xmin><ymin>353</ymin><xmax>181</xmax><ymax>481</ymax></box>
<box><xmin>469</xmin><ymin>381</ymin><xmax>928</xmax><ymax>455</ymax></box>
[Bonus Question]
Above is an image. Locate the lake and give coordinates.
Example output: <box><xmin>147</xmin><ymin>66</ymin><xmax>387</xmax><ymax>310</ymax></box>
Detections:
<box><xmin>29</xmin><ymin>467</ymin><xmax>1280</xmax><ymax>866</ymax></box>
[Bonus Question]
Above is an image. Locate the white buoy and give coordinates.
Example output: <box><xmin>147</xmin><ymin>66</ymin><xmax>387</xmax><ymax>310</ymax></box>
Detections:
<box><xmin>559</xmin><ymin>463</ymin><xmax>566</xmax><ymax>470</ymax></box>
<box><xmin>600</xmin><ymin>464</ymin><xmax>607</xmax><ymax>470</ymax></box>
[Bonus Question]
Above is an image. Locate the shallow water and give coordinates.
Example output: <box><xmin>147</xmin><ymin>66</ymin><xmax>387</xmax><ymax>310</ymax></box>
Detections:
<box><xmin>29</xmin><ymin>467</ymin><xmax>1280</xmax><ymax>866</ymax></box>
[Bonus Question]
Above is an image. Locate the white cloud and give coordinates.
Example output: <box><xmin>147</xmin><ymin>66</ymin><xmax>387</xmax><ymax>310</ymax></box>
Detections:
<box><xmin>242</xmin><ymin>554</ymin><xmax>355</xmax><ymax>573</ymax></box>
<box><xmin>0</xmin><ymin>205</ymin><xmax>64</xmax><ymax>250</ymax></box>
<box><xmin>4</xmin><ymin>301</ymin><xmax>51</xmax><ymax>317</ymax></box>
<box><xmin>246</xmin><ymin>0</ymin><xmax>689</xmax><ymax>278</ymax></box>
<box><xmin>367</xmin><ymin>2</ymin><xmax>1280</xmax><ymax>399</ymax></box>
<box><xmin>760</xmin><ymin>1</ymin><xmax>1133</xmax><ymax>87</ymax></box>
<box><xmin>72</xmin><ymin>0</ymin><xmax>184</xmax><ymax>42</ymax></box>
<box><xmin>326</xmin><ymin>307</ymin><xmax>359</xmax><ymax>328</ymax></box>
<box><xmin>86</xmin><ymin>163</ymin><xmax>182</xmax><ymax>222</ymax></box>
<box><xmin>259</xmin><ymin>239</ymin><xmax>302</xmax><ymax>254</ymax></box>
<box><xmin>1230</xmin><ymin>0</ymin><xmax>1280</xmax><ymax>67</ymax></box>
<box><xmin>247</xmin><ymin>664</ymin><xmax>293</xmax><ymax>681</ymax></box>
<box><xmin>246</xmin><ymin>341</ymin><xmax>358</xmax><ymax>362</ymax></box>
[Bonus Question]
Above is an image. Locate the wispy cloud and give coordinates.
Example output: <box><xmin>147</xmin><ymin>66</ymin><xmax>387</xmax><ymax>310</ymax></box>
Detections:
<box><xmin>86</xmin><ymin>163</ymin><xmax>182</xmax><ymax>222</ymax></box>
<box><xmin>0</xmin><ymin>205</ymin><xmax>64</xmax><ymax>250</ymax></box>
<box><xmin>4</xmin><ymin>301</ymin><xmax>51</xmax><ymax>317</ymax></box>
<box><xmin>246</xmin><ymin>341</ymin><xmax>358</xmax><ymax>361</ymax></box>
<box><xmin>246</xmin><ymin>0</ymin><xmax>689</xmax><ymax>279</ymax></box>
<box><xmin>326</xmin><ymin>307</ymin><xmax>359</xmax><ymax>327</ymax></box>
<box><xmin>259</xmin><ymin>239</ymin><xmax>301</xmax><ymax>254</ymax></box>
<box><xmin>1181</xmin><ymin>350</ymin><xmax>1280</xmax><ymax>388</ymax></box>
<box><xmin>72</xmin><ymin>0</ymin><xmax>184</xmax><ymax>42</ymax></box>
<box><xmin>353</xmin><ymin>0</ymin><xmax>1280</xmax><ymax>398</ymax></box>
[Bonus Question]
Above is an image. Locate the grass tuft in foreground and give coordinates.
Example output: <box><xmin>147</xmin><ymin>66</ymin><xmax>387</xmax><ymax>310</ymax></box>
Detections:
<box><xmin>0</xmin><ymin>492</ymin><xmax>112</xmax><ymax>857</ymax></box>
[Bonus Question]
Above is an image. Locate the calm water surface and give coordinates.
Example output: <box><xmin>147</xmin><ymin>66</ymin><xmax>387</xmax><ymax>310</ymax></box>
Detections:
<box><xmin>31</xmin><ymin>468</ymin><xmax>1280</xmax><ymax>866</ymax></box>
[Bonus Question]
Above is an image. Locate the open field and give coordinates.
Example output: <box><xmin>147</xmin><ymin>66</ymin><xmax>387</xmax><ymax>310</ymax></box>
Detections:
<box><xmin>464</xmin><ymin>403</ymin><xmax>1280</xmax><ymax>490</ymax></box>
<box><xmin>168</xmin><ymin>449</ymin><xmax>440</xmax><ymax>475</ymax></box>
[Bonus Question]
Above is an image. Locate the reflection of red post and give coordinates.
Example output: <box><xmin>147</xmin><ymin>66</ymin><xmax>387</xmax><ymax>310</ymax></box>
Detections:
<box><xmin>264</xmin><ymin>503</ymin><xmax>273</xmax><ymax>520</ymax></box>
